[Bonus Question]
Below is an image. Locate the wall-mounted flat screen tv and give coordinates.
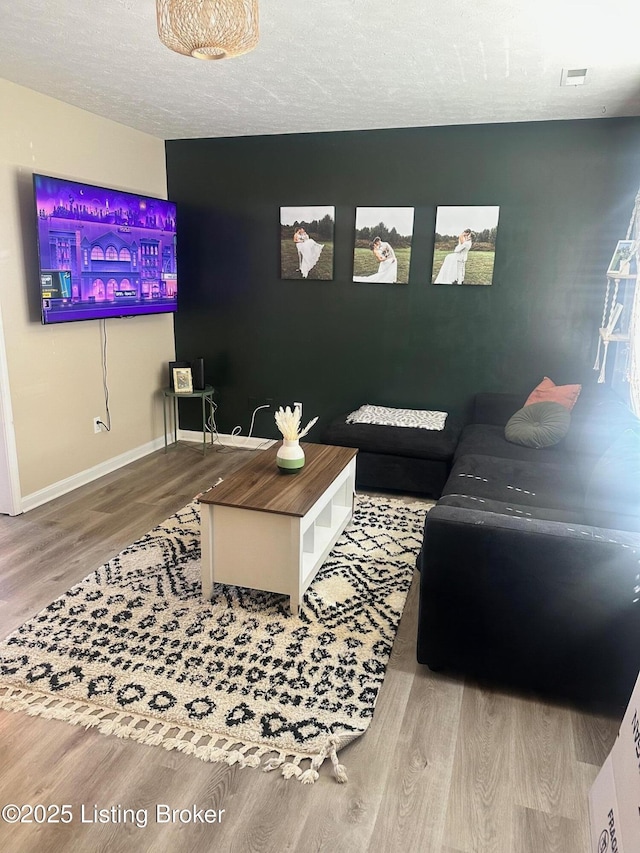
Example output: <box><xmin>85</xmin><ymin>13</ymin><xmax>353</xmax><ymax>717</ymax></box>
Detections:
<box><xmin>33</xmin><ymin>173</ymin><xmax>177</xmax><ymax>324</ymax></box>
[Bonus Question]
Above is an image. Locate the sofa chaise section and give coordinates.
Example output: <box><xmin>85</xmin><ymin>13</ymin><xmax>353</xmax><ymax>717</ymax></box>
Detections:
<box><xmin>417</xmin><ymin>387</ymin><xmax>640</xmax><ymax>714</ymax></box>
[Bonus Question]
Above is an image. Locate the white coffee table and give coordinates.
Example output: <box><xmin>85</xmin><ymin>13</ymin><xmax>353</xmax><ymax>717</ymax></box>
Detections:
<box><xmin>198</xmin><ymin>443</ymin><xmax>358</xmax><ymax>614</ymax></box>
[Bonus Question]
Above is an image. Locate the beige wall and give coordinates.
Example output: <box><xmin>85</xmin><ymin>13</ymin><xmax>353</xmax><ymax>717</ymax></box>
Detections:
<box><xmin>0</xmin><ymin>79</ymin><xmax>175</xmax><ymax>500</ymax></box>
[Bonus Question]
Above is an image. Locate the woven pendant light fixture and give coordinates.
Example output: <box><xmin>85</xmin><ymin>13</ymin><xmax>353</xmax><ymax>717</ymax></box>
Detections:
<box><xmin>156</xmin><ymin>0</ymin><xmax>259</xmax><ymax>60</ymax></box>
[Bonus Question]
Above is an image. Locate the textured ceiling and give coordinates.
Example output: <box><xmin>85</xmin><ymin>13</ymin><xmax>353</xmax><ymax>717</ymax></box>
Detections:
<box><xmin>1</xmin><ymin>0</ymin><xmax>640</xmax><ymax>140</ymax></box>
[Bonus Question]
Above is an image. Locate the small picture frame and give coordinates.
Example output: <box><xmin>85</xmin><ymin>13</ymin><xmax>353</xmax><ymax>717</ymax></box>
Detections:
<box><xmin>607</xmin><ymin>240</ymin><xmax>637</xmax><ymax>277</ymax></box>
<box><xmin>173</xmin><ymin>367</ymin><xmax>193</xmax><ymax>394</ymax></box>
<box><xmin>168</xmin><ymin>359</ymin><xmax>190</xmax><ymax>389</ymax></box>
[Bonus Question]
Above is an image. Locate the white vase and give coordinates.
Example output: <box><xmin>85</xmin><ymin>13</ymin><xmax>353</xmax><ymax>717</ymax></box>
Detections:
<box><xmin>276</xmin><ymin>439</ymin><xmax>305</xmax><ymax>474</ymax></box>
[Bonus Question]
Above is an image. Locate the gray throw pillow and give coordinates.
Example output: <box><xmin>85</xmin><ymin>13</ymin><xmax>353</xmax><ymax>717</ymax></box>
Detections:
<box><xmin>505</xmin><ymin>401</ymin><xmax>571</xmax><ymax>449</ymax></box>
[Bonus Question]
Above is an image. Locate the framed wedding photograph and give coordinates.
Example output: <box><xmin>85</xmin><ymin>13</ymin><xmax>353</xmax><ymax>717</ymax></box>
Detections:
<box><xmin>172</xmin><ymin>367</ymin><xmax>193</xmax><ymax>394</ymax></box>
<box><xmin>280</xmin><ymin>206</ymin><xmax>335</xmax><ymax>280</ymax></box>
<box><xmin>431</xmin><ymin>206</ymin><xmax>500</xmax><ymax>286</ymax></box>
<box><xmin>353</xmin><ymin>207</ymin><xmax>414</xmax><ymax>284</ymax></box>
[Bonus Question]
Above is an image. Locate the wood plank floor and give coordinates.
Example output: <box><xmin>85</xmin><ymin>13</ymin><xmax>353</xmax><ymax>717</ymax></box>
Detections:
<box><xmin>0</xmin><ymin>443</ymin><xmax>619</xmax><ymax>852</ymax></box>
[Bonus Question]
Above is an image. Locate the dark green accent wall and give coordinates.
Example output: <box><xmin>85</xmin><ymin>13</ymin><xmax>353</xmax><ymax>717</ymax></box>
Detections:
<box><xmin>165</xmin><ymin>119</ymin><xmax>640</xmax><ymax>439</ymax></box>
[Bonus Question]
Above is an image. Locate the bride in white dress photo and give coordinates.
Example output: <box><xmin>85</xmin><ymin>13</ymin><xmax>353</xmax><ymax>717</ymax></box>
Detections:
<box><xmin>353</xmin><ymin>237</ymin><xmax>398</xmax><ymax>283</ymax></box>
<box><xmin>294</xmin><ymin>227</ymin><xmax>324</xmax><ymax>278</ymax></box>
<box><xmin>434</xmin><ymin>229</ymin><xmax>473</xmax><ymax>284</ymax></box>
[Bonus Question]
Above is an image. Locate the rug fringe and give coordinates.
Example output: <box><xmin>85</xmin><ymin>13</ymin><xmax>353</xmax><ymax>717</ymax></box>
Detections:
<box><xmin>271</xmin><ymin>735</ymin><xmax>348</xmax><ymax>784</ymax></box>
<box><xmin>0</xmin><ymin>687</ymin><xmax>349</xmax><ymax>783</ymax></box>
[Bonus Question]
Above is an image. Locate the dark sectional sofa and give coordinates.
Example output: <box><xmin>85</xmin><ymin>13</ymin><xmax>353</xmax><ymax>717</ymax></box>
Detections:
<box><xmin>323</xmin><ymin>413</ymin><xmax>461</xmax><ymax>497</ymax></box>
<box><xmin>417</xmin><ymin>386</ymin><xmax>640</xmax><ymax>715</ymax></box>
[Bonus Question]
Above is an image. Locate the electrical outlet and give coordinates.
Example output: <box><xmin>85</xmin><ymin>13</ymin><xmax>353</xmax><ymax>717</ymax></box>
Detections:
<box><xmin>248</xmin><ymin>396</ymin><xmax>273</xmax><ymax>411</ymax></box>
<box><xmin>93</xmin><ymin>417</ymin><xmax>103</xmax><ymax>433</ymax></box>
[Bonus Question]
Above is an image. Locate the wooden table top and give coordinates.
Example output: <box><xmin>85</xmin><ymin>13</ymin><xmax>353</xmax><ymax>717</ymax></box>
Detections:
<box><xmin>198</xmin><ymin>442</ymin><xmax>358</xmax><ymax>517</ymax></box>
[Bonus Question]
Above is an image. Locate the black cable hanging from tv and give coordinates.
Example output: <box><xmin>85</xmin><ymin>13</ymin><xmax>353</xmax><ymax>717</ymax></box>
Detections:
<box><xmin>98</xmin><ymin>319</ymin><xmax>111</xmax><ymax>432</ymax></box>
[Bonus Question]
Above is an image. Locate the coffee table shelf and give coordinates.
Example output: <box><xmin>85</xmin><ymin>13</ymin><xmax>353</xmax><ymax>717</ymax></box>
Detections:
<box><xmin>199</xmin><ymin>443</ymin><xmax>358</xmax><ymax>614</ymax></box>
<box><xmin>300</xmin><ymin>470</ymin><xmax>353</xmax><ymax>589</ymax></box>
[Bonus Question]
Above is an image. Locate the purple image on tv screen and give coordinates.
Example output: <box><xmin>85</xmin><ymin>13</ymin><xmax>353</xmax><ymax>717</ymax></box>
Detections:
<box><xmin>33</xmin><ymin>174</ymin><xmax>178</xmax><ymax>324</ymax></box>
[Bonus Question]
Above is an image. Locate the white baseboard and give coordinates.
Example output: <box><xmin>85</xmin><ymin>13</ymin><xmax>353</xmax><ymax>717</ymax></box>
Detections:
<box><xmin>178</xmin><ymin>429</ymin><xmax>275</xmax><ymax>451</ymax></box>
<box><xmin>21</xmin><ymin>436</ymin><xmax>167</xmax><ymax>513</ymax></box>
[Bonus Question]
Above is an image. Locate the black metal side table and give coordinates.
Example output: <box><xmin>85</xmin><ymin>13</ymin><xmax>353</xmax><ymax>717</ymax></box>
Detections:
<box><xmin>162</xmin><ymin>385</ymin><xmax>215</xmax><ymax>455</ymax></box>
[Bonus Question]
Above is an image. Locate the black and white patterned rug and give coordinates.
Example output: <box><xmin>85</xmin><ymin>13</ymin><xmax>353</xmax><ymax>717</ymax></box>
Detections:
<box><xmin>0</xmin><ymin>495</ymin><xmax>425</xmax><ymax>784</ymax></box>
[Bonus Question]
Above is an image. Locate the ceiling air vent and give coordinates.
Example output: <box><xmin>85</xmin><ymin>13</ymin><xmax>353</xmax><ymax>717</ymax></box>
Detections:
<box><xmin>561</xmin><ymin>68</ymin><xmax>588</xmax><ymax>86</ymax></box>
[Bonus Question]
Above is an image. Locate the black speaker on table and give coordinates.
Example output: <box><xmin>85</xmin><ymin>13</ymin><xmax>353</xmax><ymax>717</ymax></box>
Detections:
<box><xmin>191</xmin><ymin>357</ymin><xmax>205</xmax><ymax>390</ymax></box>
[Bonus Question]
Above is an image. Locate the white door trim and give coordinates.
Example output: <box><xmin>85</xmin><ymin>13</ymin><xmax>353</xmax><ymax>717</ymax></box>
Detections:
<box><xmin>0</xmin><ymin>301</ymin><xmax>22</xmax><ymax>515</ymax></box>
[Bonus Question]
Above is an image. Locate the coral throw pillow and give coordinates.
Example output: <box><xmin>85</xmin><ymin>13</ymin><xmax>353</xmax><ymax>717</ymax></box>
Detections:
<box><xmin>525</xmin><ymin>377</ymin><xmax>581</xmax><ymax>411</ymax></box>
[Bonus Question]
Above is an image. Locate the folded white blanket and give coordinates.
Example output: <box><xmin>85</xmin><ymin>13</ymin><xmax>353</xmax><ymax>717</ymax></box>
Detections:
<box><xmin>346</xmin><ymin>404</ymin><xmax>447</xmax><ymax>431</ymax></box>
